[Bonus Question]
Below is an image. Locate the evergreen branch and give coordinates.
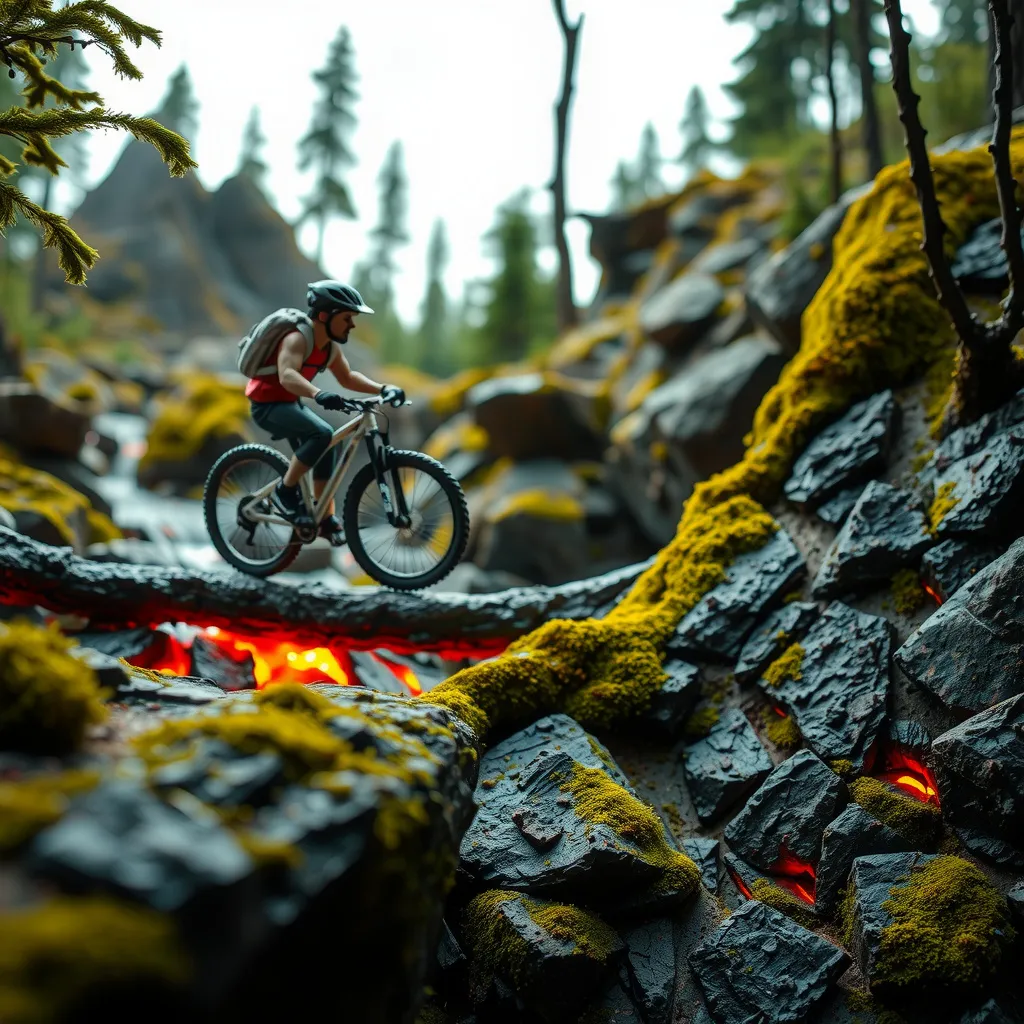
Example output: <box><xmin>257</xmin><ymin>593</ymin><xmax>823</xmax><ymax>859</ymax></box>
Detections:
<box><xmin>11</xmin><ymin>43</ymin><xmax>103</xmax><ymax>107</ymax></box>
<box><xmin>0</xmin><ymin>175</ymin><xmax>97</xmax><ymax>282</ymax></box>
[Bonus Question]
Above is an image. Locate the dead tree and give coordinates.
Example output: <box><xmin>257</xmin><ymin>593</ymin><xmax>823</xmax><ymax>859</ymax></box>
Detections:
<box><xmin>826</xmin><ymin>0</ymin><xmax>844</xmax><ymax>203</ymax></box>
<box><xmin>853</xmin><ymin>0</ymin><xmax>884</xmax><ymax>178</ymax></box>
<box><xmin>884</xmin><ymin>0</ymin><xmax>1024</xmax><ymax>430</ymax></box>
<box><xmin>550</xmin><ymin>0</ymin><xmax>582</xmax><ymax>333</ymax></box>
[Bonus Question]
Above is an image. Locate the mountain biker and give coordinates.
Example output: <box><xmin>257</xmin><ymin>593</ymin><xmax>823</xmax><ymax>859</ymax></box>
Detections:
<box><xmin>246</xmin><ymin>280</ymin><xmax>405</xmax><ymax>546</ymax></box>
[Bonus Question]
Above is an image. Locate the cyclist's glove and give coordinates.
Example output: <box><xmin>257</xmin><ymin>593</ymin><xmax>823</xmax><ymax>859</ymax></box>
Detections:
<box><xmin>380</xmin><ymin>383</ymin><xmax>406</xmax><ymax>407</ymax></box>
<box><xmin>314</xmin><ymin>390</ymin><xmax>351</xmax><ymax>412</ymax></box>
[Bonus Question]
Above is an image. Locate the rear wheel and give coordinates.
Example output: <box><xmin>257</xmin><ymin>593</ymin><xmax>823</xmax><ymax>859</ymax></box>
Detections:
<box><xmin>203</xmin><ymin>444</ymin><xmax>301</xmax><ymax>577</ymax></box>
<box><xmin>343</xmin><ymin>450</ymin><xmax>468</xmax><ymax>590</ymax></box>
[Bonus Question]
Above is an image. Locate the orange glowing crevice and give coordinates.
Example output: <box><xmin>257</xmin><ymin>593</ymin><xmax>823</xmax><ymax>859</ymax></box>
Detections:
<box><xmin>921</xmin><ymin>580</ymin><xmax>943</xmax><ymax>605</ymax></box>
<box><xmin>872</xmin><ymin>741</ymin><xmax>941</xmax><ymax>807</ymax></box>
<box><xmin>370</xmin><ymin>651</ymin><xmax>423</xmax><ymax>696</ymax></box>
<box><xmin>770</xmin><ymin>841</ymin><xmax>817</xmax><ymax>905</ymax></box>
<box><xmin>726</xmin><ymin>865</ymin><xmax>753</xmax><ymax>900</ymax></box>
<box><xmin>877</xmin><ymin>770</ymin><xmax>939</xmax><ymax>804</ymax></box>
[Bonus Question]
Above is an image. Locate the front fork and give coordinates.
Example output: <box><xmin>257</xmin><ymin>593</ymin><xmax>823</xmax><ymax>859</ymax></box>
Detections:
<box><xmin>364</xmin><ymin>430</ymin><xmax>411</xmax><ymax>528</ymax></box>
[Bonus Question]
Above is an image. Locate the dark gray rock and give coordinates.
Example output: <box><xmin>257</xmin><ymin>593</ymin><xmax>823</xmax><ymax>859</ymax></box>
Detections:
<box><xmin>784</xmin><ymin>390</ymin><xmax>898</xmax><ymax>507</ymax></box>
<box><xmin>932</xmin><ymin>429</ymin><xmax>1024</xmax><ymax>539</ymax></box>
<box><xmin>642</xmin><ymin>658</ymin><xmax>702</xmax><ymax>737</ymax></box>
<box><xmin>734</xmin><ymin>601</ymin><xmax>820</xmax><ymax>685</ymax></box>
<box><xmin>71</xmin><ymin>625</ymin><xmax>167</xmax><ymax>660</ymax></box>
<box><xmin>1008</xmin><ymin>883</ymin><xmax>1024</xmax><ymax>925</ymax></box>
<box><xmin>683</xmin><ymin>708</ymin><xmax>773</xmax><ymax>823</ymax></box>
<box><xmin>724</xmin><ymin>749</ymin><xmax>848</xmax><ymax>872</ymax></box>
<box><xmin>759</xmin><ymin>602</ymin><xmax>891</xmax><ymax>770</ymax></box>
<box><xmin>347</xmin><ymin>649</ymin><xmax>409</xmax><ymax>694</ymax></box>
<box><xmin>189</xmin><ymin>634</ymin><xmax>256</xmax><ymax>692</ymax></box>
<box><xmin>689</xmin><ymin>900</ymin><xmax>850</xmax><ymax>1024</ymax></box>
<box><xmin>811</xmin><ymin>481</ymin><xmax>933</xmax><ymax>599</ymax></box>
<box><xmin>115</xmin><ymin>668</ymin><xmax>228</xmax><ymax>705</ymax></box>
<box><xmin>895</xmin><ymin>538</ymin><xmax>1024</xmax><ymax>716</ymax></box>
<box><xmin>921</xmin><ymin>538</ymin><xmax>1004</xmax><ymax>603</ymax></box>
<box><xmin>950</xmin><ymin>216</ymin><xmax>1024</xmax><ymax>294</ymax></box>
<box><xmin>640</xmin><ymin>272</ymin><xmax>724</xmax><ymax>351</ymax></box>
<box><xmin>816</xmin><ymin>486</ymin><xmax>864</xmax><ymax>527</ymax></box>
<box><xmin>28</xmin><ymin>779</ymin><xmax>253</xmax><ymax>911</ymax></box>
<box><xmin>815</xmin><ymin>804</ymin><xmax>916</xmax><ymax>913</ymax></box>
<box><xmin>69</xmin><ymin>643</ymin><xmax>132</xmax><ymax>691</ymax></box>
<box><xmin>149</xmin><ymin>741</ymin><xmax>284</xmax><ymax>808</ymax></box>
<box><xmin>845</xmin><ymin>852</ymin><xmax>936</xmax><ymax>986</ymax></box>
<box><xmin>691</xmin><ymin>236</ymin><xmax>764</xmax><ymax>276</ymax></box>
<box><xmin>930</xmin><ymin>693</ymin><xmax>1024</xmax><ymax>858</ymax></box>
<box><xmin>672</xmin><ymin>527</ymin><xmax>806</xmax><ymax>660</ymax></box>
<box><xmin>682</xmin><ymin>837</ymin><xmax>720</xmax><ymax>893</ymax></box>
<box><xmin>957</xmin><ymin>999</ymin><xmax>1020</xmax><ymax>1024</ymax></box>
<box><xmin>722</xmin><ymin>850</ymin><xmax>765</xmax><ymax>900</ymax></box>
<box><xmin>621</xmin><ymin>918</ymin><xmax>677</xmax><ymax>1024</ymax></box>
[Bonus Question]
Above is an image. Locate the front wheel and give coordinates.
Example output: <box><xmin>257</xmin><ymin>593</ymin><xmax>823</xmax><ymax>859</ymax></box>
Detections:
<box><xmin>343</xmin><ymin>450</ymin><xmax>469</xmax><ymax>590</ymax></box>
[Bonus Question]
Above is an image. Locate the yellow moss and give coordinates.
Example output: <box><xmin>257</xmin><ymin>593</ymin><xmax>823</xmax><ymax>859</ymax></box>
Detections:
<box><xmin>749</xmin><ymin>878</ymin><xmax>816</xmax><ymax>928</ymax></box>
<box><xmin>488</xmin><ymin>489</ymin><xmax>585</xmax><ymax>524</ymax></box>
<box><xmin>0</xmin><ymin>770</ymin><xmax>100</xmax><ymax>852</ymax></box>
<box><xmin>426</xmin><ymin>366</ymin><xmax>495</xmax><ymax>418</ymax></box>
<box><xmin>423</xmin><ymin>416</ymin><xmax>490</xmax><ymax>461</ymax></box>
<box><xmin>928</xmin><ymin>481</ymin><xmax>959</xmax><ymax>535</ymax></box>
<box><xmin>621</xmin><ymin>369</ymin><xmax>667</xmax><ymax>414</ymax></box>
<box><xmin>683</xmin><ymin>705</ymin><xmax>720</xmax><ymax>740</ymax></box>
<box><xmin>874</xmin><ymin>856</ymin><xmax>1015</xmax><ymax>991</ymax></box>
<box><xmin>85</xmin><ymin>506</ymin><xmax>123</xmax><ymax>544</ymax></box>
<box><xmin>541</xmin><ymin>313</ymin><xmax>628</xmax><ymax>370</ymax></box>
<box><xmin>763</xmin><ymin>643</ymin><xmax>804</xmax><ymax>687</ymax></box>
<box><xmin>848</xmin><ymin>777</ymin><xmax>942</xmax><ymax>847</ymax></box>
<box><xmin>923</xmin><ymin>339</ymin><xmax>959</xmax><ymax>438</ymax></box>
<box><xmin>890</xmin><ymin>569</ymin><xmax>928</xmax><ymax>615</ymax></box>
<box><xmin>0</xmin><ymin>897</ymin><xmax>188</xmax><ymax>1023</ymax></box>
<box><xmin>374</xmin><ymin>795</ymin><xmax>430</xmax><ymax>851</ymax></box>
<box><xmin>233</xmin><ymin>831</ymin><xmax>303</xmax><ymax>869</ymax></box>
<box><xmin>830</xmin><ymin>759</ymin><xmax>856</xmax><ymax>778</ymax></box>
<box><xmin>763</xmin><ymin>708</ymin><xmax>802</xmax><ymax>749</ymax></box>
<box><xmin>252</xmin><ymin>681</ymin><xmax>341</xmax><ymax>718</ymax></box>
<box><xmin>528</xmin><ymin>901</ymin><xmax>620</xmax><ymax>959</ymax></box>
<box><xmin>0</xmin><ymin>620</ymin><xmax>108</xmax><ymax>754</ymax></box>
<box><xmin>415</xmin><ymin>1007</ymin><xmax>451</xmax><ymax>1024</ymax></box>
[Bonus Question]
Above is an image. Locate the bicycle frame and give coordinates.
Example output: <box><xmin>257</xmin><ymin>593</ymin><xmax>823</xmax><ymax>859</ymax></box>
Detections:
<box><xmin>240</xmin><ymin>408</ymin><xmax>400</xmax><ymax>529</ymax></box>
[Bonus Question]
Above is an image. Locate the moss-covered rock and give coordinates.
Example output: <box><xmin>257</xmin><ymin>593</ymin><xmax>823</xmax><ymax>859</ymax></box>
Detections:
<box><xmin>0</xmin><ymin>769</ymin><xmax>100</xmax><ymax>852</ymax></box>
<box><xmin>848</xmin><ymin>777</ymin><xmax>942</xmax><ymax>848</ymax></box>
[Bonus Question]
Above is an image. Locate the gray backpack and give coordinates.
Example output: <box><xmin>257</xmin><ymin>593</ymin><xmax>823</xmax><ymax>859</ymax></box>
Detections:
<box><xmin>237</xmin><ymin>308</ymin><xmax>315</xmax><ymax>378</ymax></box>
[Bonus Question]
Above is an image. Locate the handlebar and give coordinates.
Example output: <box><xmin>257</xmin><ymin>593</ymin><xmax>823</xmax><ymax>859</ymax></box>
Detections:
<box><xmin>344</xmin><ymin>397</ymin><xmax>412</xmax><ymax>412</ymax></box>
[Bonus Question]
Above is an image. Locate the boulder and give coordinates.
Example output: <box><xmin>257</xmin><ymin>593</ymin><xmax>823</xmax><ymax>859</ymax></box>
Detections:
<box><xmin>734</xmin><ymin>601</ymin><xmax>819</xmax><ymax>684</ymax></box>
<box><xmin>920</xmin><ymin>538</ymin><xmax>1004</xmax><ymax>602</ymax></box>
<box><xmin>641</xmin><ymin>657</ymin><xmax>702</xmax><ymax>737</ymax></box>
<box><xmin>639</xmin><ymin>272</ymin><xmax>724</xmax><ymax>351</ymax></box>
<box><xmin>690</xmin><ymin>236</ymin><xmax>765</xmax><ymax>277</ymax></box>
<box><xmin>0</xmin><ymin>382</ymin><xmax>92</xmax><ymax>459</ymax></box>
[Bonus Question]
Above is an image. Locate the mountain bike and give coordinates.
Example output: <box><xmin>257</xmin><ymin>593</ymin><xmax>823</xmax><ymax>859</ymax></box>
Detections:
<box><xmin>202</xmin><ymin>397</ymin><xmax>469</xmax><ymax>590</ymax></box>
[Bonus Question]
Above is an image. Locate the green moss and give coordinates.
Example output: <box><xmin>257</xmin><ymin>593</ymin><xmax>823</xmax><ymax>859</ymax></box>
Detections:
<box><xmin>415</xmin><ymin>1006</ymin><xmax>451</xmax><ymax>1024</ymax></box>
<box><xmin>874</xmin><ymin>856</ymin><xmax>1015</xmax><ymax>991</ymax></box>
<box><xmin>0</xmin><ymin>619</ymin><xmax>108</xmax><ymax>755</ymax></box>
<box><xmin>527</xmin><ymin>902</ymin><xmax>620</xmax><ymax>960</ymax></box>
<box><xmin>0</xmin><ymin>897</ymin><xmax>188</xmax><ymax>1022</ymax></box>
<box><xmin>928</xmin><ymin>481</ymin><xmax>958</xmax><ymax>535</ymax></box>
<box><xmin>683</xmin><ymin>704</ymin><xmax>720</xmax><ymax>740</ymax></box>
<box><xmin>763</xmin><ymin>643</ymin><xmax>804</xmax><ymax>688</ymax></box>
<box><xmin>0</xmin><ymin>770</ymin><xmax>100</xmax><ymax>852</ymax></box>
<box><xmin>749</xmin><ymin>878</ymin><xmax>816</xmax><ymax>928</ymax></box>
<box><xmin>762</xmin><ymin>708</ymin><xmax>802</xmax><ymax>749</ymax></box>
<box><xmin>848</xmin><ymin>777</ymin><xmax>942</xmax><ymax>847</ymax></box>
<box><xmin>890</xmin><ymin>568</ymin><xmax>928</xmax><ymax>615</ymax></box>
<box><xmin>830</xmin><ymin>759</ymin><xmax>855</xmax><ymax>778</ymax></box>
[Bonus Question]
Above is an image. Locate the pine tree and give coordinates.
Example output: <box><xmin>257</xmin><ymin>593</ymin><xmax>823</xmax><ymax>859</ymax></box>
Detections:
<box><xmin>678</xmin><ymin>85</ymin><xmax>715</xmax><ymax>180</ymax></box>
<box><xmin>0</xmin><ymin>2</ymin><xmax>195</xmax><ymax>284</ymax></box>
<box><xmin>418</xmin><ymin>219</ymin><xmax>450</xmax><ymax>376</ymax></box>
<box><xmin>635</xmin><ymin>122</ymin><xmax>663</xmax><ymax>199</ymax></box>
<box><xmin>609</xmin><ymin>160</ymin><xmax>641</xmax><ymax>211</ymax></box>
<box><xmin>937</xmin><ymin>0</ymin><xmax>988</xmax><ymax>44</ymax></box>
<box><xmin>154</xmin><ymin>64</ymin><xmax>199</xmax><ymax>141</ymax></box>
<box><xmin>237</xmin><ymin>106</ymin><xmax>269</xmax><ymax>192</ymax></box>
<box><xmin>296</xmin><ymin>25</ymin><xmax>359</xmax><ymax>265</ymax></box>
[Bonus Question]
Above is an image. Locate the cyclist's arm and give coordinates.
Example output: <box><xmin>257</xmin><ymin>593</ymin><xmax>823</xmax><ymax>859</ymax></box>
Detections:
<box><xmin>276</xmin><ymin>332</ymin><xmax>322</xmax><ymax>399</ymax></box>
<box><xmin>327</xmin><ymin>343</ymin><xmax>384</xmax><ymax>395</ymax></box>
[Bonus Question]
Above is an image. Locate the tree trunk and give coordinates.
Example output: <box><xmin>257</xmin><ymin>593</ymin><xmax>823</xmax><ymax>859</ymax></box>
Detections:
<box><xmin>826</xmin><ymin>0</ymin><xmax>844</xmax><ymax>203</ymax></box>
<box><xmin>549</xmin><ymin>0</ymin><xmax>582</xmax><ymax>333</ymax></box>
<box><xmin>990</xmin><ymin>0</ymin><xmax>1024</xmax><ymax>107</ymax></box>
<box><xmin>30</xmin><ymin>173</ymin><xmax>54</xmax><ymax>314</ymax></box>
<box><xmin>854</xmin><ymin>0</ymin><xmax>885</xmax><ymax>178</ymax></box>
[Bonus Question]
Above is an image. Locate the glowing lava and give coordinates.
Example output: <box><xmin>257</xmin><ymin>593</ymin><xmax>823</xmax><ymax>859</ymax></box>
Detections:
<box><xmin>921</xmin><ymin>580</ymin><xmax>943</xmax><ymax>605</ymax></box>
<box><xmin>770</xmin><ymin>842</ymin><xmax>817</xmax><ymax>905</ymax></box>
<box><xmin>871</xmin><ymin>741</ymin><xmax>940</xmax><ymax>807</ymax></box>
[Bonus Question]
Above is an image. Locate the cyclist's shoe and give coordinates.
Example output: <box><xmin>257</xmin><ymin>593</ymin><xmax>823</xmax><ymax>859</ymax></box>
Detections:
<box><xmin>272</xmin><ymin>483</ymin><xmax>314</xmax><ymax>529</ymax></box>
<box><xmin>319</xmin><ymin>513</ymin><xmax>346</xmax><ymax>547</ymax></box>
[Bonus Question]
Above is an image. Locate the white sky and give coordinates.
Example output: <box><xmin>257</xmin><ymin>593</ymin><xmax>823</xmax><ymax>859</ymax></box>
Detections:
<box><xmin>68</xmin><ymin>0</ymin><xmax>941</xmax><ymax>326</ymax></box>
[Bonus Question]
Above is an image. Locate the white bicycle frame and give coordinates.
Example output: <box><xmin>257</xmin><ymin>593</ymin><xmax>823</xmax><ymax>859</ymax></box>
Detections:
<box><xmin>241</xmin><ymin>407</ymin><xmax>385</xmax><ymax>529</ymax></box>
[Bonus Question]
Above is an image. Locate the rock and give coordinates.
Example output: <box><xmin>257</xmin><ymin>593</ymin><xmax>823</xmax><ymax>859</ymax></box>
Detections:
<box><xmin>814</xmin><ymin>804</ymin><xmax>916</xmax><ymax>913</ymax></box>
<box><xmin>690</xmin><ymin>236</ymin><xmax>765</xmax><ymax>277</ymax></box>
<box><xmin>671</xmin><ymin>526</ymin><xmax>805</xmax><ymax>660</ymax></box>
<box><xmin>950</xmin><ymin>216</ymin><xmax>1024</xmax><ymax>294</ymax></box>
<box><xmin>816</xmin><ymin>485</ymin><xmax>865</xmax><ymax>527</ymax></box>
<box><xmin>682</xmin><ymin>708</ymin><xmax>773</xmax><ymax>823</ymax></box>
<box><xmin>28</xmin><ymin>779</ymin><xmax>253</xmax><ymax>911</ymax></box>
<box><xmin>734</xmin><ymin>601</ymin><xmax>819</xmax><ymax>684</ymax></box>
<box><xmin>784</xmin><ymin>391</ymin><xmax>898</xmax><ymax>507</ymax></box>
<box><xmin>894</xmin><ymin>538</ymin><xmax>1024</xmax><ymax>716</ymax></box>
<box><xmin>930</xmin><ymin>694</ymin><xmax>1024</xmax><ymax>858</ymax></box>
<box><xmin>920</xmin><ymin>538</ymin><xmax>1004</xmax><ymax>603</ymax></box>
<box><xmin>639</xmin><ymin>272</ymin><xmax>725</xmax><ymax>351</ymax></box>
<box><xmin>24</xmin><ymin>456</ymin><xmax>113</xmax><ymax>518</ymax></box>
<box><xmin>744</xmin><ymin>183</ymin><xmax>871</xmax><ymax>353</ymax></box>
<box><xmin>957</xmin><ymin>1000</ymin><xmax>1020</xmax><ymax>1024</ymax></box>
<box><xmin>189</xmin><ymin>634</ymin><xmax>257</xmax><ymax>692</ymax></box>
<box><xmin>759</xmin><ymin>602</ymin><xmax>891</xmax><ymax>771</ymax></box>
<box><xmin>641</xmin><ymin>657</ymin><xmax>702</xmax><ymax>737</ymax></box>
<box><xmin>0</xmin><ymin>505</ymin><xmax>13</xmax><ymax>531</ymax></box>
<box><xmin>150</xmin><ymin>741</ymin><xmax>284</xmax><ymax>808</ymax></box>
<box><xmin>467</xmin><ymin>373</ymin><xmax>604</xmax><ymax>462</ymax></box>
<box><xmin>115</xmin><ymin>669</ymin><xmax>229</xmax><ymax>706</ymax></box>
<box><xmin>689</xmin><ymin>900</ymin><xmax>850</xmax><ymax>1024</ymax></box>
<box><xmin>0</xmin><ymin>381</ymin><xmax>92</xmax><ymax>459</ymax></box>
<box><xmin>724</xmin><ymin>750</ymin><xmax>848</xmax><ymax>872</ymax></box>
<box><xmin>69</xmin><ymin>643</ymin><xmax>132</xmax><ymax>691</ymax></box>
<box><xmin>1008</xmin><ymin>883</ymin><xmax>1024</xmax><ymax>924</ymax></box>
<box><xmin>621</xmin><ymin>918</ymin><xmax>677</xmax><ymax>1024</ymax></box>
<box><xmin>347</xmin><ymin>649</ymin><xmax>409</xmax><ymax>694</ymax></box>
<box><xmin>811</xmin><ymin>481</ymin><xmax>933</xmax><ymax>599</ymax></box>
<box><xmin>682</xmin><ymin>837</ymin><xmax>720</xmax><ymax>893</ymax></box>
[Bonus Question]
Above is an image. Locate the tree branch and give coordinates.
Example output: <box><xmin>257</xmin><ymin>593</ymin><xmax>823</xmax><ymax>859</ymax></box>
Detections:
<box><xmin>826</xmin><ymin>0</ymin><xmax>843</xmax><ymax>204</ymax></box>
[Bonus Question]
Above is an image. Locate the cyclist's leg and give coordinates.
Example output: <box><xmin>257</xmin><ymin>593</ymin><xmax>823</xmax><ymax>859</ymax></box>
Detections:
<box><xmin>250</xmin><ymin>401</ymin><xmax>312</xmax><ymax>487</ymax></box>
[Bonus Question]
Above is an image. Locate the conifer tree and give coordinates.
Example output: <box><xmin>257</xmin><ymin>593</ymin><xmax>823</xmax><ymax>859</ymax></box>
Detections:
<box><xmin>364</xmin><ymin>141</ymin><xmax>410</xmax><ymax>317</ymax></box>
<box><xmin>154</xmin><ymin>64</ymin><xmax>199</xmax><ymax>141</ymax></box>
<box><xmin>418</xmin><ymin>218</ymin><xmax>450</xmax><ymax>376</ymax></box>
<box><xmin>0</xmin><ymin>2</ymin><xmax>195</xmax><ymax>284</ymax></box>
<box><xmin>635</xmin><ymin>122</ymin><xmax>663</xmax><ymax>199</ymax></box>
<box><xmin>937</xmin><ymin>0</ymin><xmax>988</xmax><ymax>44</ymax></box>
<box><xmin>678</xmin><ymin>85</ymin><xmax>714</xmax><ymax>179</ymax></box>
<box><xmin>237</xmin><ymin>106</ymin><xmax>268</xmax><ymax>192</ymax></box>
<box><xmin>609</xmin><ymin>160</ymin><xmax>641</xmax><ymax>211</ymax></box>
<box><xmin>296</xmin><ymin>25</ymin><xmax>359</xmax><ymax>265</ymax></box>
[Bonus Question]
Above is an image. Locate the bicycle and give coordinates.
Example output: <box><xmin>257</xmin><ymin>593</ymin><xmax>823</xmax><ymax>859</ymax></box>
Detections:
<box><xmin>202</xmin><ymin>397</ymin><xmax>469</xmax><ymax>590</ymax></box>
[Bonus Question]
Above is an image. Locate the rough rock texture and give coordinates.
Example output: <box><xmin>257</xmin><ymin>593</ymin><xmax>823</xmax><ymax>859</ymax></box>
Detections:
<box><xmin>895</xmin><ymin>538</ymin><xmax>1024</xmax><ymax>716</ymax></box>
<box><xmin>639</xmin><ymin>272</ymin><xmax>724</xmax><ymax>351</ymax></box>
<box><xmin>920</xmin><ymin>538</ymin><xmax>1004</xmax><ymax>603</ymax></box>
<box><xmin>682</xmin><ymin>837</ymin><xmax>720</xmax><ymax>894</ymax></box>
<box><xmin>930</xmin><ymin>694</ymin><xmax>1024</xmax><ymax>860</ymax></box>
<box><xmin>188</xmin><ymin>634</ymin><xmax>257</xmax><ymax>692</ymax></box>
<box><xmin>760</xmin><ymin>603</ymin><xmax>892</xmax><ymax>770</ymax></box>
<box><xmin>682</xmin><ymin>708</ymin><xmax>773</xmax><ymax>823</ymax></box>
<box><xmin>950</xmin><ymin>216</ymin><xmax>1024</xmax><ymax>293</ymax></box>
<box><xmin>724</xmin><ymin>750</ymin><xmax>849</xmax><ymax>872</ymax></box>
<box><xmin>784</xmin><ymin>390</ymin><xmax>898</xmax><ymax>507</ymax></box>
<box><xmin>811</xmin><ymin>481</ymin><xmax>933</xmax><ymax>599</ymax></box>
<box><xmin>734</xmin><ymin>601</ymin><xmax>819</xmax><ymax>684</ymax></box>
<box><xmin>689</xmin><ymin>900</ymin><xmax>850</xmax><ymax>1024</ymax></box>
<box><xmin>816</xmin><ymin>485</ymin><xmax>865</xmax><ymax>527</ymax></box>
<box><xmin>621</xmin><ymin>918</ymin><xmax>677</xmax><ymax>1024</ymax></box>
<box><xmin>642</xmin><ymin>658</ymin><xmax>703</xmax><ymax>737</ymax></box>
<box><xmin>0</xmin><ymin>383</ymin><xmax>92</xmax><ymax>459</ymax></box>
<box><xmin>814</xmin><ymin>804</ymin><xmax>916</xmax><ymax>913</ymax></box>
<box><xmin>671</xmin><ymin>527</ymin><xmax>805</xmax><ymax>660</ymax></box>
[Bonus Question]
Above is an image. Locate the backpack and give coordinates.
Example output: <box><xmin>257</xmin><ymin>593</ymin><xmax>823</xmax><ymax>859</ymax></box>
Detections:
<box><xmin>237</xmin><ymin>308</ymin><xmax>315</xmax><ymax>379</ymax></box>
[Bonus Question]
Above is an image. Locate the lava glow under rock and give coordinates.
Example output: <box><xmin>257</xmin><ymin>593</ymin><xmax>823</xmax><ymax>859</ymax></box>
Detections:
<box><xmin>872</xmin><ymin>742</ymin><xmax>940</xmax><ymax>807</ymax></box>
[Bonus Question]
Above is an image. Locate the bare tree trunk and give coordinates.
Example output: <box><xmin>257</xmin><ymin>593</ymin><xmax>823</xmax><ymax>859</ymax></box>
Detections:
<box><xmin>30</xmin><ymin>173</ymin><xmax>53</xmax><ymax>314</ymax></box>
<box><xmin>884</xmin><ymin>0</ymin><xmax>1024</xmax><ymax>430</ymax></box>
<box><xmin>854</xmin><ymin>0</ymin><xmax>885</xmax><ymax>178</ymax></box>
<box><xmin>826</xmin><ymin>0</ymin><xmax>843</xmax><ymax>203</ymax></box>
<box><xmin>550</xmin><ymin>0</ymin><xmax>582</xmax><ymax>333</ymax></box>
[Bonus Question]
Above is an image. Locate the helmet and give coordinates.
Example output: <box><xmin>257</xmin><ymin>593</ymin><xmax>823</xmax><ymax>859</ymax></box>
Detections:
<box><xmin>306</xmin><ymin>280</ymin><xmax>374</xmax><ymax>316</ymax></box>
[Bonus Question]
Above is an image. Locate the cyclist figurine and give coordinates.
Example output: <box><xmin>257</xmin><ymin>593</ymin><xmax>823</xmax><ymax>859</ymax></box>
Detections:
<box><xmin>246</xmin><ymin>280</ymin><xmax>406</xmax><ymax>545</ymax></box>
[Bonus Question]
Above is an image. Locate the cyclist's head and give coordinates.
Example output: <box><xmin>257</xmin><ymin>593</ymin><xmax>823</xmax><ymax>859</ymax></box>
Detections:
<box><xmin>306</xmin><ymin>280</ymin><xmax>374</xmax><ymax>344</ymax></box>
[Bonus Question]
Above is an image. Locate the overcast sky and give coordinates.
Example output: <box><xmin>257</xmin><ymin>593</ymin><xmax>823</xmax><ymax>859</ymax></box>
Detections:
<box><xmin>71</xmin><ymin>0</ymin><xmax>942</xmax><ymax>326</ymax></box>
